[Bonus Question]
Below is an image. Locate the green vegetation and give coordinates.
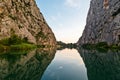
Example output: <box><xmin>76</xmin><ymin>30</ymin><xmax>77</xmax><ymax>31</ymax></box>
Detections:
<box><xmin>57</xmin><ymin>41</ymin><xmax>77</xmax><ymax>50</ymax></box>
<box><xmin>10</xmin><ymin>43</ymin><xmax>36</xmax><ymax>50</ymax></box>
<box><xmin>82</xmin><ymin>42</ymin><xmax>108</xmax><ymax>49</ymax></box>
<box><xmin>81</xmin><ymin>42</ymin><xmax>120</xmax><ymax>52</ymax></box>
<box><xmin>82</xmin><ymin>43</ymin><xmax>96</xmax><ymax>50</ymax></box>
<box><xmin>0</xmin><ymin>34</ymin><xmax>36</xmax><ymax>50</ymax></box>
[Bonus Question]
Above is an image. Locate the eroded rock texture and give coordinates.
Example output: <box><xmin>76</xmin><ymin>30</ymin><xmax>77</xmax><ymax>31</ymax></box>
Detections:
<box><xmin>78</xmin><ymin>0</ymin><xmax>120</xmax><ymax>45</ymax></box>
<box><xmin>0</xmin><ymin>0</ymin><xmax>56</xmax><ymax>46</ymax></box>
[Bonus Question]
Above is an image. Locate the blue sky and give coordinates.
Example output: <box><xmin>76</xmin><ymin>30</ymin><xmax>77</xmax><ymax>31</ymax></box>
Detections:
<box><xmin>36</xmin><ymin>0</ymin><xmax>90</xmax><ymax>43</ymax></box>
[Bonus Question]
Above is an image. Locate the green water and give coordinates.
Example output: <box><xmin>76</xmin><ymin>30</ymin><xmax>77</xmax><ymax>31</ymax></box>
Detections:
<box><xmin>0</xmin><ymin>48</ymin><xmax>120</xmax><ymax>80</ymax></box>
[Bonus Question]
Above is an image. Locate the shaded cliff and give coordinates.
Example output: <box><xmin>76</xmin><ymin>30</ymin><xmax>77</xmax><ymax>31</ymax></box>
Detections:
<box><xmin>78</xmin><ymin>0</ymin><xmax>120</xmax><ymax>45</ymax></box>
<box><xmin>0</xmin><ymin>0</ymin><xmax>56</xmax><ymax>46</ymax></box>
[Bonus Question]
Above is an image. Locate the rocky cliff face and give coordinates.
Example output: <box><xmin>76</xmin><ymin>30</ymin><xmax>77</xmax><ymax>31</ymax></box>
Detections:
<box><xmin>78</xmin><ymin>0</ymin><xmax>120</xmax><ymax>45</ymax></box>
<box><xmin>0</xmin><ymin>0</ymin><xmax>56</xmax><ymax>46</ymax></box>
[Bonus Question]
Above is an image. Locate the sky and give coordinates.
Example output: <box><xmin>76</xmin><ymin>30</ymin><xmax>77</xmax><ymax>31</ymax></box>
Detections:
<box><xmin>36</xmin><ymin>0</ymin><xmax>90</xmax><ymax>43</ymax></box>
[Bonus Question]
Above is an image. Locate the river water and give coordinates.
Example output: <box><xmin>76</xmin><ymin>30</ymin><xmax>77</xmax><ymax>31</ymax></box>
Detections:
<box><xmin>41</xmin><ymin>49</ymin><xmax>88</xmax><ymax>80</ymax></box>
<box><xmin>0</xmin><ymin>48</ymin><xmax>120</xmax><ymax>80</ymax></box>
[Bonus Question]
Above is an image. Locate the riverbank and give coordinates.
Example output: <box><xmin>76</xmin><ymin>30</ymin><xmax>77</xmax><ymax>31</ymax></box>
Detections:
<box><xmin>0</xmin><ymin>43</ymin><xmax>37</xmax><ymax>51</ymax></box>
<box><xmin>81</xmin><ymin>42</ymin><xmax>120</xmax><ymax>52</ymax></box>
<box><xmin>57</xmin><ymin>41</ymin><xmax>77</xmax><ymax>50</ymax></box>
<box><xmin>0</xmin><ymin>34</ymin><xmax>37</xmax><ymax>51</ymax></box>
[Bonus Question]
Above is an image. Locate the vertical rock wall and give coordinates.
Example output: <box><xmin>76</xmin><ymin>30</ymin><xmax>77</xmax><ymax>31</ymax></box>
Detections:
<box><xmin>78</xmin><ymin>0</ymin><xmax>120</xmax><ymax>45</ymax></box>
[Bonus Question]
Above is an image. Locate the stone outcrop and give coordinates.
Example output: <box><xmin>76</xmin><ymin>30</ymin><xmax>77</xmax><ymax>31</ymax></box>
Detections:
<box><xmin>77</xmin><ymin>0</ymin><xmax>120</xmax><ymax>45</ymax></box>
<box><xmin>0</xmin><ymin>0</ymin><xmax>56</xmax><ymax>46</ymax></box>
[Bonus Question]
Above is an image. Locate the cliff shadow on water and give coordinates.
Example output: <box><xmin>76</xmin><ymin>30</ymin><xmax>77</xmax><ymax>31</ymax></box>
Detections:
<box><xmin>0</xmin><ymin>48</ymin><xmax>56</xmax><ymax>80</ymax></box>
<box><xmin>77</xmin><ymin>48</ymin><xmax>120</xmax><ymax>80</ymax></box>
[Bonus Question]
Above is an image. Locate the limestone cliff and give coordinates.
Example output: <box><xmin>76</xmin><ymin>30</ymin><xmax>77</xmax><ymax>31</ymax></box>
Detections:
<box><xmin>0</xmin><ymin>0</ymin><xmax>56</xmax><ymax>46</ymax></box>
<box><xmin>78</xmin><ymin>0</ymin><xmax>120</xmax><ymax>45</ymax></box>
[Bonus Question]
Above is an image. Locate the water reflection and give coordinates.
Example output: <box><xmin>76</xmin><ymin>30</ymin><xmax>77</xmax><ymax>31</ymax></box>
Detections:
<box><xmin>41</xmin><ymin>49</ymin><xmax>88</xmax><ymax>80</ymax></box>
<box><xmin>0</xmin><ymin>48</ymin><xmax>56</xmax><ymax>80</ymax></box>
<box><xmin>78</xmin><ymin>49</ymin><xmax>120</xmax><ymax>80</ymax></box>
<box><xmin>1</xmin><ymin>47</ymin><xmax>119</xmax><ymax>80</ymax></box>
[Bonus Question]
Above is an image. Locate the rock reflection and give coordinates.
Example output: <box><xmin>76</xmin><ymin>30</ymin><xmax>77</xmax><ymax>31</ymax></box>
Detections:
<box><xmin>78</xmin><ymin>49</ymin><xmax>120</xmax><ymax>80</ymax></box>
<box><xmin>0</xmin><ymin>48</ymin><xmax>56</xmax><ymax>80</ymax></box>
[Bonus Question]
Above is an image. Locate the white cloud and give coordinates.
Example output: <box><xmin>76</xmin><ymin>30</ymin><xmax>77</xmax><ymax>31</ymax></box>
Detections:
<box><xmin>64</xmin><ymin>0</ymin><xmax>81</xmax><ymax>8</ymax></box>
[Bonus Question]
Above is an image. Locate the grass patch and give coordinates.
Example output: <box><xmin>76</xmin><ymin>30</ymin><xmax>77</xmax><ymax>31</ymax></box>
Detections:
<box><xmin>0</xmin><ymin>34</ymin><xmax>55</xmax><ymax>51</ymax></box>
<box><xmin>10</xmin><ymin>43</ymin><xmax>37</xmax><ymax>50</ymax></box>
<box><xmin>0</xmin><ymin>43</ymin><xmax>36</xmax><ymax>51</ymax></box>
<box><xmin>0</xmin><ymin>34</ymin><xmax>37</xmax><ymax>51</ymax></box>
<box><xmin>0</xmin><ymin>44</ymin><xmax>10</xmax><ymax>50</ymax></box>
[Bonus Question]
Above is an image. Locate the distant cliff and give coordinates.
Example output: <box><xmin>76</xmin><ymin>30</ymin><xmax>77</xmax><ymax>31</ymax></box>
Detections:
<box><xmin>78</xmin><ymin>0</ymin><xmax>120</xmax><ymax>45</ymax></box>
<box><xmin>0</xmin><ymin>0</ymin><xmax>56</xmax><ymax>46</ymax></box>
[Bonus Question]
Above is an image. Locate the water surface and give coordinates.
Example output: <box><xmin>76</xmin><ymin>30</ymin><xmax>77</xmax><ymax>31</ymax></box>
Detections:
<box><xmin>78</xmin><ymin>49</ymin><xmax>120</xmax><ymax>80</ymax></box>
<box><xmin>0</xmin><ymin>48</ymin><xmax>56</xmax><ymax>80</ymax></box>
<box><xmin>1</xmin><ymin>48</ymin><xmax>120</xmax><ymax>80</ymax></box>
<box><xmin>41</xmin><ymin>48</ymin><xmax>88</xmax><ymax>80</ymax></box>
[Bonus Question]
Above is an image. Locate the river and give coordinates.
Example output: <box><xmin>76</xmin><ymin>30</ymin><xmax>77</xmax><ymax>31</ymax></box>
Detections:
<box><xmin>41</xmin><ymin>49</ymin><xmax>88</xmax><ymax>80</ymax></box>
<box><xmin>0</xmin><ymin>48</ymin><xmax>120</xmax><ymax>80</ymax></box>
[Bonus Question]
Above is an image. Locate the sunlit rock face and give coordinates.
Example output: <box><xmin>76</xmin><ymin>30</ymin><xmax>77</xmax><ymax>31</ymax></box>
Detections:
<box><xmin>0</xmin><ymin>48</ymin><xmax>56</xmax><ymax>80</ymax></box>
<box><xmin>78</xmin><ymin>0</ymin><xmax>120</xmax><ymax>45</ymax></box>
<box><xmin>78</xmin><ymin>49</ymin><xmax>120</xmax><ymax>80</ymax></box>
<box><xmin>0</xmin><ymin>0</ymin><xmax>56</xmax><ymax>46</ymax></box>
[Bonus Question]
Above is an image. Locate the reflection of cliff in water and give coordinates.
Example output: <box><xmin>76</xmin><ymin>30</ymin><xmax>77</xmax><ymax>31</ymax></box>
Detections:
<box><xmin>78</xmin><ymin>49</ymin><xmax>120</xmax><ymax>80</ymax></box>
<box><xmin>0</xmin><ymin>48</ymin><xmax>56</xmax><ymax>80</ymax></box>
